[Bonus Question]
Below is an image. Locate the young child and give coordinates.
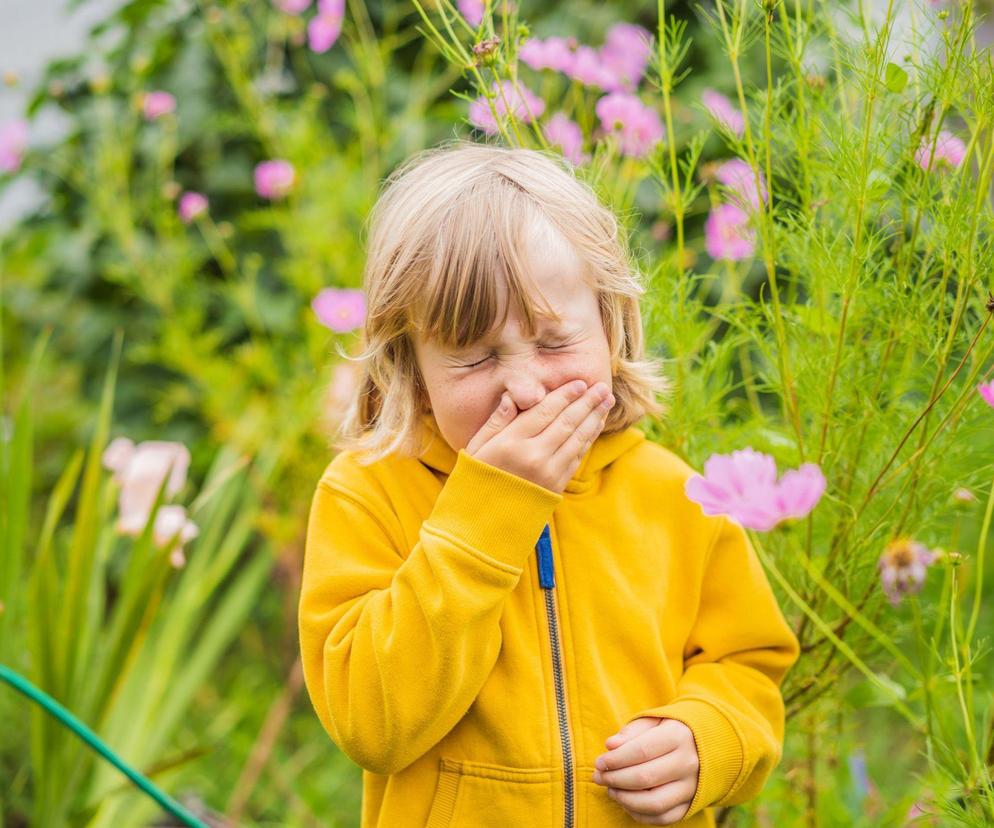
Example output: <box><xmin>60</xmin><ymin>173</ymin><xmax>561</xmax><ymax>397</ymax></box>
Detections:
<box><xmin>298</xmin><ymin>139</ymin><xmax>801</xmax><ymax>828</ymax></box>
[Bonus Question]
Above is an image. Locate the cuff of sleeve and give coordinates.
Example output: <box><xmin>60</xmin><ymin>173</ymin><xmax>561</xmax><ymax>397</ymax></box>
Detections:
<box><xmin>628</xmin><ymin>698</ymin><xmax>743</xmax><ymax>820</ymax></box>
<box><xmin>422</xmin><ymin>448</ymin><xmax>563</xmax><ymax>572</ymax></box>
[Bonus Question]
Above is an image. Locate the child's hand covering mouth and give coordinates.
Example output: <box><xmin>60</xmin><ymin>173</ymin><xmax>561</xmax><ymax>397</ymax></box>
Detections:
<box><xmin>464</xmin><ymin>378</ymin><xmax>614</xmax><ymax>495</ymax></box>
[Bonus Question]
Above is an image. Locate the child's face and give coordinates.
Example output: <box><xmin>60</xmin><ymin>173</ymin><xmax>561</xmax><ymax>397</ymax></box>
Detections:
<box><xmin>412</xmin><ymin>240</ymin><xmax>613</xmax><ymax>453</ymax></box>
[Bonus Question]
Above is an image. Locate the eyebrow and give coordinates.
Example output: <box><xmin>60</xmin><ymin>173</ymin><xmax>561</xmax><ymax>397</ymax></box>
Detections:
<box><xmin>455</xmin><ymin>318</ymin><xmax>571</xmax><ymax>351</ymax></box>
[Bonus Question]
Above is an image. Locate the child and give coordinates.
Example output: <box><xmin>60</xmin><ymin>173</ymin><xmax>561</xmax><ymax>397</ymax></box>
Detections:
<box><xmin>298</xmin><ymin>139</ymin><xmax>801</xmax><ymax>828</ymax></box>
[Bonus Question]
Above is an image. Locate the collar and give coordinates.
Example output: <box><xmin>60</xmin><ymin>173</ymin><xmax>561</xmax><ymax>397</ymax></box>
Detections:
<box><xmin>416</xmin><ymin>411</ymin><xmax>645</xmax><ymax>494</ymax></box>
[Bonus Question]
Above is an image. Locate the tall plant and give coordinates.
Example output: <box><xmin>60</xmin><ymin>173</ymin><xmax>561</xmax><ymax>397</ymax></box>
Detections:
<box><xmin>0</xmin><ymin>328</ymin><xmax>276</xmax><ymax>827</ymax></box>
<box><xmin>413</xmin><ymin>0</ymin><xmax>994</xmax><ymax>822</ymax></box>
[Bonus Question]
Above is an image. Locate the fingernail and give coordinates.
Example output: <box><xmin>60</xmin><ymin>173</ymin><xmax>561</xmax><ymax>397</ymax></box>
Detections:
<box><xmin>596</xmin><ymin>757</ymin><xmax>607</xmax><ymax>770</ymax></box>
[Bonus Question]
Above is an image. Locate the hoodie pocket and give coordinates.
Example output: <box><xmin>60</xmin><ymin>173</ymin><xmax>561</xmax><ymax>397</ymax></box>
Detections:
<box><xmin>425</xmin><ymin>758</ymin><xmax>560</xmax><ymax>828</ymax></box>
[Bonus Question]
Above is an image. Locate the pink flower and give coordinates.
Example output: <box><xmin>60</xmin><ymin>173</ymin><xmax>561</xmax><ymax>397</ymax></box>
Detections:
<box><xmin>519</xmin><ymin>36</ymin><xmax>575</xmax><ymax>73</ymax></box>
<box><xmin>254</xmin><ymin>159</ymin><xmax>296</xmax><ymax>199</ymax></box>
<box><xmin>878</xmin><ymin>537</ymin><xmax>938</xmax><ymax>606</ymax></box>
<box><xmin>312</xmin><ymin>287</ymin><xmax>367</xmax><ymax>332</ymax></box>
<box><xmin>915</xmin><ymin>129</ymin><xmax>966</xmax><ymax>171</ymax></box>
<box><xmin>563</xmin><ymin>45</ymin><xmax>617</xmax><ymax>90</ymax></box>
<box><xmin>178</xmin><ymin>191</ymin><xmax>208</xmax><ymax>223</ymax></box>
<box><xmin>704</xmin><ymin>202</ymin><xmax>755</xmax><ymax>260</ymax></box>
<box><xmin>701</xmin><ymin>88</ymin><xmax>744</xmax><ymax>136</ymax></box>
<box><xmin>142</xmin><ymin>91</ymin><xmax>176</xmax><ymax>121</ymax></box>
<box><xmin>103</xmin><ymin>437</ymin><xmax>198</xmax><ymax>552</ymax></box>
<box><xmin>773</xmin><ymin>464</ymin><xmax>827</xmax><ymax>522</ymax></box>
<box><xmin>714</xmin><ymin>158</ymin><xmax>767</xmax><ymax>210</ymax></box>
<box><xmin>275</xmin><ymin>0</ymin><xmax>311</xmax><ymax>13</ymax></box>
<box><xmin>684</xmin><ymin>448</ymin><xmax>826</xmax><ymax>532</ymax></box>
<box><xmin>0</xmin><ymin>118</ymin><xmax>28</xmax><ymax>174</ymax></box>
<box><xmin>544</xmin><ymin>112</ymin><xmax>588</xmax><ymax>166</ymax></box>
<box><xmin>594</xmin><ymin>92</ymin><xmax>664</xmax><ymax>158</ymax></box>
<box><xmin>469</xmin><ymin>80</ymin><xmax>545</xmax><ymax>136</ymax></box>
<box><xmin>308</xmin><ymin>0</ymin><xmax>344</xmax><ymax>52</ymax></box>
<box><xmin>978</xmin><ymin>379</ymin><xmax>994</xmax><ymax>408</ymax></box>
<box><xmin>458</xmin><ymin>0</ymin><xmax>484</xmax><ymax>26</ymax></box>
<box><xmin>598</xmin><ymin>23</ymin><xmax>653</xmax><ymax>92</ymax></box>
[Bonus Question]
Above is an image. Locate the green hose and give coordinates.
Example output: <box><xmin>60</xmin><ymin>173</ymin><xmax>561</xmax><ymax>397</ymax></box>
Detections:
<box><xmin>0</xmin><ymin>663</ymin><xmax>210</xmax><ymax>828</ymax></box>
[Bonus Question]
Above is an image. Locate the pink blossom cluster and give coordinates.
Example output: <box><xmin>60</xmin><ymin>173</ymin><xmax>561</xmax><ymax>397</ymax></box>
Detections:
<box><xmin>704</xmin><ymin>158</ymin><xmax>767</xmax><ymax>261</ymax></box>
<box><xmin>271</xmin><ymin>0</ymin><xmax>345</xmax><ymax>52</ymax></box>
<box><xmin>684</xmin><ymin>447</ymin><xmax>826</xmax><ymax>532</ymax></box>
<box><xmin>519</xmin><ymin>23</ymin><xmax>652</xmax><ymax>93</ymax></box>
<box><xmin>102</xmin><ymin>437</ymin><xmax>199</xmax><ymax>567</ymax></box>
<box><xmin>469</xmin><ymin>80</ymin><xmax>546</xmax><ymax>135</ymax></box>
<box><xmin>468</xmin><ymin>22</ymin><xmax>663</xmax><ymax>162</ymax></box>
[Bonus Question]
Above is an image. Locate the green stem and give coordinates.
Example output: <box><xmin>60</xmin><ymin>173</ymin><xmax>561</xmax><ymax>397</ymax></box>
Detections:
<box><xmin>749</xmin><ymin>533</ymin><xmax>924</xmax><ymax>731</ymax></box>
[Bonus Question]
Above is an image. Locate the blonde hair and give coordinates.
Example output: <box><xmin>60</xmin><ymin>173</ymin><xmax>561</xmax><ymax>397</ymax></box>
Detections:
<box><xmin>328</xmin><ymin>138</ymin><xmax>671</xmax><ymax>466</ymax></box>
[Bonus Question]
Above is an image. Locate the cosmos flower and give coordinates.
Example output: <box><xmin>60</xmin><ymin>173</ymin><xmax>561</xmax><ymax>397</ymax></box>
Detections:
<box><xmin>598</xmin><ymin>23</ymin><xmax>653</xmax><ymax>92</ymax></box>
<box><xmin>915</xmin><ymin>129</ymin><xmax>966</xmax><ymax>172</ymax></box>
<box><xmin>469</xmin><ymin>80</ymin><xmax>545</xmax><ymax>135</ymax></box>
<box><xmin>254</xmin><ymin>159</ymin><xmax>296</xmax><ymax>199</ymax></box>
<box><xmin>519</xmin><ymin>36</ymin><xmax>575</xmax><ymax>73</ymax></box>
<box><xmin>877</xmin><ymin>537</ymin><xmax>939</xmax><ymax>606</ymax></box>
<box><xmin>178</xmin><ymin>191</ymin><xmax>208</xmax><ymax>223</ymax></box>
<box><xmin>704</xmin><ymin>202</ymin><xmax>756</xmax><ymax>261</ymax></box>
<box><xmin>701</xmin><ymin>87</ymin><xmax>744</xmax><ymax>136</ymax></box>
<box><xmin>594</xmin><ymin>92</ymin><xmax>664</xmax><ymax>159</ymax></box>
<box><xmin>142</xmin><ymin>91</ymin><xmax>176</xmax><ymax>121</ymax></box>
<box><xmin>714</xmin><ymin>158</ymin><xmax>768</xmax><ymax>210</ymax></box>
<box><xmin>308</xmin><ymin>0</ymin><xmax>344</xmax><ymax>52</ymax></box>
<box><xmin>458</xmin><ymin>0</ymin><xmax>484</xmax><ymax>27</ymax></box>
<box><xmin>544</xmin><ymin>112</ymin><xmax>588</xmax><ymax>166</ymax></box>
<box><xmin>684</xmin><ymin>447</ymin><xmax>826</xmax><ymax>531</ymax></box>
<box><xmin>312</xmin><ymin>287</ymin><xmax>367</xmax><ymax>332</ymax></box>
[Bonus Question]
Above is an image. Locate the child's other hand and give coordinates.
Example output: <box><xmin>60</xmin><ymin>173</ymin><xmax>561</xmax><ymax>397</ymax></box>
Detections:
<box><xmin>464</xmin><ymin>378</ymin><xmax>613</xmax><ymax>495</ymax></box>
<box><xmin>591</xmin><ymin>716</ymin><xmax>700</xmax><ymax>825</ymax></box>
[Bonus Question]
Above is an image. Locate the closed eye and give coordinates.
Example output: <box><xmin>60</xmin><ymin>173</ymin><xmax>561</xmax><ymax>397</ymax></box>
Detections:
<box><xmin>460</xmin><ymin>343</ymin><xmax>571</xmax><ymax>368</ymax></box>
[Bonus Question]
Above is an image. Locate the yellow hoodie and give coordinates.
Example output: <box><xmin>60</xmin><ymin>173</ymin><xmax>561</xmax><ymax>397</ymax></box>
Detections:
<box><xmin>299</xmin><ymin>413</ymin><xmax>801</xmax><ymax>827</ymax></box>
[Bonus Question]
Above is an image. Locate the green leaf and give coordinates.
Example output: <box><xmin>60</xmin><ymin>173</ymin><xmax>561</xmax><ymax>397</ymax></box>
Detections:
<box><xmin>885</xmin><ymin>62</ymin><xmax>908</xmax><ymax>93</ymax></box>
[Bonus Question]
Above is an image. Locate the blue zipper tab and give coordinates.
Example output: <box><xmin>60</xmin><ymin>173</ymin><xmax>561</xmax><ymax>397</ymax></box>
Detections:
<box><xmin>536</xmin><ymin>523</ymin><xmax>555</xmax><ymax>589</ymax></box>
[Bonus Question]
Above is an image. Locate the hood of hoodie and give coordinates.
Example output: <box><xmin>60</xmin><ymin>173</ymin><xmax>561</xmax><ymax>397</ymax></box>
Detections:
<box><xmin>415</xmin><ymin>411</ymin><xmax>646</xmax><ymax>495</ymax></box>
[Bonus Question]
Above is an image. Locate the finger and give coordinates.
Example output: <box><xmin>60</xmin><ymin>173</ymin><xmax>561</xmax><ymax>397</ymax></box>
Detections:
<box><xmin>548</xmin><ymin>384</ymin><xmax>613</xmax><ymax>461</ymax></box>
<box><xmin>595</xmin><ymin>724</ymin><xmax>677</xmax><ymax>776</ymax></box>
<box><xmin>607</xmin><ymin>776</ymin><xmax>697</xmax><ymax>819</ymax></box>
<box><xmin>605</xmin><ymin>716</ymin><xmax>659</xmax><ymax>750</ymax></box>
<box><xmin>514</xmin><ymin>378</ymin><xmax>589</xmax><ymax>437</ymax></box>
<box><xmin>465</xmin><ymin>392</ymin><xmax>517</xmax><ymax>455</ymax></box>
<box><xmin>596</xmin><ymin>749</ymin><xmax>687</xmax><ymax>793</ymax></box>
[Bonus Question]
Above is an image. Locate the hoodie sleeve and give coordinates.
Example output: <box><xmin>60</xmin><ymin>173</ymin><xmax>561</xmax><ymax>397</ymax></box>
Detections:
<box><xmin>624</xmin><ymin>515</ymin><xmax>801</xmax><ymax>821</ymax></box>
<box><xmin>298</xmin><ymin>448</ymin><xmax>562</xmax><ymax>776</ymax></box>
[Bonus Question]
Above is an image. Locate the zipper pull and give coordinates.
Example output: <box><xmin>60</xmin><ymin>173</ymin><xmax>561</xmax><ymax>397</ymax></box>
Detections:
<box><xmin>536</xmin><ymin>523</ymin><xmax>555</xmax><ymax>589</ymax></box>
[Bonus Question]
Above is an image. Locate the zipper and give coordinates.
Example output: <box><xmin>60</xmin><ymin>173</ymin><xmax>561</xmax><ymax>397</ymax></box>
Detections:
<box><xmin>535</xmin><ymin>522</ymin><xmax>575</xmax><ymax>828</ymax></box>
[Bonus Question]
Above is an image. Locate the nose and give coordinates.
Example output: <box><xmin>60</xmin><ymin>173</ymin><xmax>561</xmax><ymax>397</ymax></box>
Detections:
<box><xmin>503</xmin><ymin>370</ymin><xmax>552</xmax><ymax>411</ymax></box>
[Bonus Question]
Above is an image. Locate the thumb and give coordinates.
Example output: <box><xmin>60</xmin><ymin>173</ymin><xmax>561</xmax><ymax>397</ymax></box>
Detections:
<box><xmin>496</xmin><ymin>392</ymin><xmax>515</xmax><ymax>418</ymax></box>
